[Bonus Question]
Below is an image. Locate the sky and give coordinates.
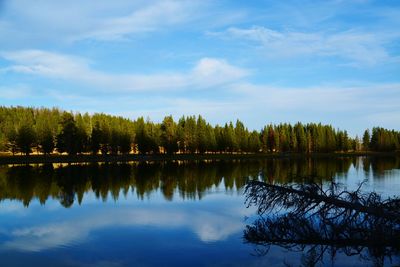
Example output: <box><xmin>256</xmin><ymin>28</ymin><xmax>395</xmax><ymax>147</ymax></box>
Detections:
<box><xmin>0</xmin><ymin>0</ymin><xmax>399</xmax><ymax>136</ymax></box>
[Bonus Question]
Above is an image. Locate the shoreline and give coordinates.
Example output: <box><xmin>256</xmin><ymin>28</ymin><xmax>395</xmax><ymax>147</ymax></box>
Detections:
<box><xmin>0</xmin><ymin>151</ymin><xmax>398</xmax><ymax>165</ymax></box>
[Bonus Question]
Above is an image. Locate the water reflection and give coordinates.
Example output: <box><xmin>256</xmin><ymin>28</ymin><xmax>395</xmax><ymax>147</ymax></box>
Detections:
<box><xmin>0</xmin><ymin>157</ymin><xmax>399</xmax><ymax>207</ymax></box>
<box><xmin>0</xmin><ymin>157</ymin><xmax>399</xmax><ymax>266</ymax></box>
<box><xmin>244</xmin><ymin>178</ymin><xmax>400</xmax><ymax>266</ymax></box>
<box><xmin>3</xmin><ymin>207</ymin><xmax>244</xmax><ymax>252</ymax></box>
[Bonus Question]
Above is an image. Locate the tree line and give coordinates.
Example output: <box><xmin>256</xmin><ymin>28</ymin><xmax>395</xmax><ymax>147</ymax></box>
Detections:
<box><xmin>0</xmin><ymin>106</ymin><xmax>399</xmax><ymax>156</ymax></box>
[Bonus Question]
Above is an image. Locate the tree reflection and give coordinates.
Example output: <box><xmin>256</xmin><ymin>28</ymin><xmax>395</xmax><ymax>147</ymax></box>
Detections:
<box><xmin>0</xmin><ymin>156</ymin><xmax>399</xmax><ymax>208</ymax></box>
<box><xmin>0</xmin><ymin>160</ymin><xmax>261</xmax><ymax>207</ymax></box>
<box><xmin>244</xmin><ymin>180</ymin><xmax>400</xmax><ymax>266</ymax></box>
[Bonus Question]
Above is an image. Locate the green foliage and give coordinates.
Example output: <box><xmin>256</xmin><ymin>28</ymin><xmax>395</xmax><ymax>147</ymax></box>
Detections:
<box><xmin>135</xmin><ymin>117</ymin><xmax>159</xmax><ymax>154</ymax></box>
<box><xmin>4</xmin><ymin>122</ymin><xmax>18</xmax><ymax>155</ymax></box>
<box><xmin>295</xmin><ymin>123</ymin><xmax>306</xmax><ymax>152</ymax></box>
<box><xmin>267</xmin><ymin>125</ymin><xmax>276</xmax><ymax>152</ymax></box>
<box><xmin>161</xmin><ymin>116</ymin><xmax>178</xmax><ymax>154</ymax></box>
<box><xmin>119</xmin><ymin>132</ymin><xmax>132</xmax><ymax>154</ymax></box>
<box><xmin>16</xmin><ymin>124</ymin><xmax>36</xmax><ymax>155</ymax></box>
<box><xmin>56</xmin><ymin>113</ymin><xmax>80</xmax><ymax>155</ymax></box>
<box><xmin>362</xmin><ymin>130</ymin><xmax>371</xmax><ymax>151</ymax></box>
<box><xmin>235</xmin><ymin>120</ymin><xmax>248</xmax><ymax>151</ymax></box>
<box><xmin>35</xmin><ymin>110</ymin><xmax>57</xmax><ymax>154</ymax></box>
<box><xmin>0</xmin><ymin>132</ymin><xmax>7</xmax><ymax>151</ymax></box>
<box><xmin>197</xmin><ymin>116</ymin><xmax>208</xmax><ymax>153</ymax></box>
<box><xmin>90</xmin><ymin>122</ymin><xmax>102</xmax><ymax>154</ymax></box>
<box><xmin>37</xmin><ymin>130</ymin><xmax>54</xmax><ymax>154</ymax></box>
<box><xmin>223</xmin><ymin>122</ymin><xmax>237</xmax><ymax>152</ymax></box>
<box><xmin>75</xmin><ymin>113</ymin><xmax>90</xmax><ymax>153</ymax></box>
<box><xmin>260</xmin><ymin>126</ymin><xmax>268</xmax><ymax>153</ymax></box>
<box><xmin>184</xmin><ymin>116</ymin><xmax>198</xmax><ymax>153</ymax></box>
<box><xmin>248</xmin><ymin>131</ymin><xmax>261</xmax><ymax>153</ymax></box>
<box><xmin>370</xmin><ymin>127</ymin><xmax>399</xmax><ymax>151</ymax></box>
<box><xmin>0</xmin><ymin>106</ymin><xmax>398</xmax><ymax>156</ymax></box>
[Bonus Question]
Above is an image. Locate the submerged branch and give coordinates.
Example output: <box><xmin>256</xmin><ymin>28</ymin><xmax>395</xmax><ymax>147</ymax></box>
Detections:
<box><xmin>245</xmin><ymin>180</ymin><xmax>400</xmax><ymax>221</ymax></box>
<box><xmin>244</xmin><ymin>180</ymin><xmax>400</xmax><ymax>265</ymax></box>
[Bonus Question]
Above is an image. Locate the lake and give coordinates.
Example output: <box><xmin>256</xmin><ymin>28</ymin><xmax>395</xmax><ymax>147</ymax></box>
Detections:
<box><xmin>0</xmin><ymin>156</ymin><xmax>399</xmax><ymax>266</ymax></box>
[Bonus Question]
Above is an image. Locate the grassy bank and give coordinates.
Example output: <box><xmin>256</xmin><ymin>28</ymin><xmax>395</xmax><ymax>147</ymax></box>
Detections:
<box><xmin>0</xmin><ymin>151</ymin><xmax>398</xmax><ymax>165</ymax></box>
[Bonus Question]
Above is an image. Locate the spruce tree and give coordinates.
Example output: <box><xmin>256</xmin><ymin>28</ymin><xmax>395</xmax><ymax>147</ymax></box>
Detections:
<box><xmin>38</xmin><ymin>130</ymin><xmax>54</xmax><ymax>154</ymax></box>
<box><xmin>161</xmin><ymin>116</ymin><xmax>178</xmax><ymax>154</ymax></box>
<box><xmin>196</xmin><ymin>116</ymin><xmax>208</xmax><ymax>153</ymax></box>
<box><xmin>362</xmin><ymin>129</ymin><xmax>370</xmax><ymax>151</ymax></box>
<box><xmin>16</xmin><ymin>124</ymin><xmax>36</xmax><ymax>155</ymax></box>
<box><xmin>90</xmin><ymin>122</ymin><xmax>102</xmax><ymax>154</ymax></box>
<box><xmin>56</xmin><ymin>113</ymin><xmax>79</xmax><ymax>155</ymax></box>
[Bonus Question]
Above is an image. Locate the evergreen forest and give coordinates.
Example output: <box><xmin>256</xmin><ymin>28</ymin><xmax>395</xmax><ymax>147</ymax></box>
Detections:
<box><xmin>0</xmin><ymin>106</ymin><xmax>399</xmax><ymax>156</ymax></box>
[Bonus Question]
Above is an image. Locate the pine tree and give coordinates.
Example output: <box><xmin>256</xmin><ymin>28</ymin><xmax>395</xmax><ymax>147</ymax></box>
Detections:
<box><xmin>16</xmin><ymin>123</ymin><xmax>36</xmax><ymax>155</ymax></box>
<box><xmin>235</xmin><ymin>120</ymin><xmax>248</xmax><ymax>152</ymax></box>
<box><xmin>295</xmin><ymin>123</ymin><xmax>306</xmax><ymax>153</ymax></box>
<box><xmin>267</xmin><ymin>125</ymin><xmax>275</xmax><ymax>152</ymax></box>
<box><xmin>362</xmin><ymin>129</ymin><xmax>370</xmax><ymax>151</ymax></box>
<box><xmin>119</xmin><ymin>132</ymin><xmax>132</xmax><ymax>154</ymax></box>
<box><xmin>197</xmin><ymin>116</ymin><xmax>208</xmax><ymax>153</ymax></box>
<box><xmin>90</xmin><ymin>122</ymin><xmax>102</xmax><ymax>154</ymax></box>
<box><xmin>56</xmin><ymin>113</ymin><xmax>79</xmax><ymax>155</ymax></box>
<box><xmin>38</xmin><ymin>130</ymin><xmax>54</xmax><ymax>154</ymax></box>
<box><xmin>0</xmin><ymin>106</ymin><xmax>399</xmax><ymax>155</ymax></box>
<box><xmin>185</xmin><ymin>116</ymin><xmax>198</xmax><ymax>153</ymax></box>
<box><xmin>205</xmin><ymin>124</ymin><xmax>217</xmax><ymax>153</ymax></box>
<box><xmin>4</xmin><ymin>122</ymin><xmax>18</xmax><ymax>155</ymax></box>
<box><xmin>248</xmin><ymin>131</ymin><xmax>261</xmax><ymax>153</ymax></box>
<box><xmin>289</xmin><ymin>127</ymin><xmax>297</xmax><ymax>152</ymax></box>
<box><xmin>161</xmin><ymin>116</ymin><xmax>178</xmax><ymax>154</ymax></box>
<box><xmin>224</xmin><ymin>122</ymin><xmax>237</xmax><ymax>152</ymax></box>
<box><xmin>260</xmin><ymin>126</ymin><xmax>268</xmax><ymax>153</ymax></box>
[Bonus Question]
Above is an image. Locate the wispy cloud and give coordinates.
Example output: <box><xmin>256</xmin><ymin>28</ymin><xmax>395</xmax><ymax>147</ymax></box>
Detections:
<box><xmin>0</xmin><ymin>50</ymin><xmax>249</xmax><ymax>92</ymax></box>
<box><xmin>1</xmin><ymin>206</ymin><xmax>244</xmax><ymax>252</ymax></box>
<box><xmin>0</xmin><ymin>1</ymin><xmax>399</xmax><ymax>133</ymax></box>
<box><xmin>0</xmin><ymin>0</ymin><xmax>237</xmax><ymax>44</ymax></box>
<box><xmin>210</xmin><ymin>26</ymin><xmax>398</xmax><ymax>66</ymax></box>
<box><xmin>79</xmin><ymin>1</ymin><xmax>204</xmax><ymax>41</ymax></box>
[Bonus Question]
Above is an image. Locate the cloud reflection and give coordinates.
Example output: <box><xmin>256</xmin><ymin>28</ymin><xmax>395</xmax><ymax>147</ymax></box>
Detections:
<box><xmin>1</xmin><ymin>206</ymin><xmax>244</xmax><ymax>252</ymax></box>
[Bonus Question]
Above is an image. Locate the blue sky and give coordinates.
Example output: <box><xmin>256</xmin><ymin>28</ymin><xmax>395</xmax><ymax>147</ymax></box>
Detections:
<box><xmin>0</xmin><ymin>0</ymin><xmax>399</xmax><ymax>135</ymax></box>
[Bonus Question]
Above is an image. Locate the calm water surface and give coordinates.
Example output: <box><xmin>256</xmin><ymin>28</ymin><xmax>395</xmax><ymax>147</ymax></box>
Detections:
<box><xmin>0</xmin><ymin>157</ymin><xmax>399</xmax><ymax>266</ymax></box>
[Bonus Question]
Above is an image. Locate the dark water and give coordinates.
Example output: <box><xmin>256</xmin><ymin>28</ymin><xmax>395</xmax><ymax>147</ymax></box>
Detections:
<box><xmin>0</xmin><ymin>157</ymin><xmax>399</xmax><ymax>267</ymax></box>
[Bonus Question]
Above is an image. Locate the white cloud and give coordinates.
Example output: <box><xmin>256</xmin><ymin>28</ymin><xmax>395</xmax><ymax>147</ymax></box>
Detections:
<box><xmin>211</xmin><ymin>26</ymin><xmax>397</xmax><ymax>66</ymax></box>
<box><xmin>1</xmin><ymin>50</ymin><xmax>89</xmax><ymax>78</ymax></box>
<box><xmin>0</xmin><ymin>0</ymin><xmax>237</xmax><ymax>44</ymax></box>
<box><xmin>0</xmin><ymin>50</ymin><xmax>249</xmax><ymax>92</ymax></box>
<box><xmin>81</xmin><ymin>1</ymin><xmax>204</xmax><ymax>41</ymax></box>
<box><xmin>1</xmin><ymin>206</ymin><xmax>244</xmax><ymax>252</ymax></box>
<box><xmin>191</xmin><ymin>58</ymin><xmax>250</xmax><ymax>87</ymax></box>
<box><xmin>2</xmin><ymin>48</ymin><xmax>398</xmax><ymax>134</ymax></box>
